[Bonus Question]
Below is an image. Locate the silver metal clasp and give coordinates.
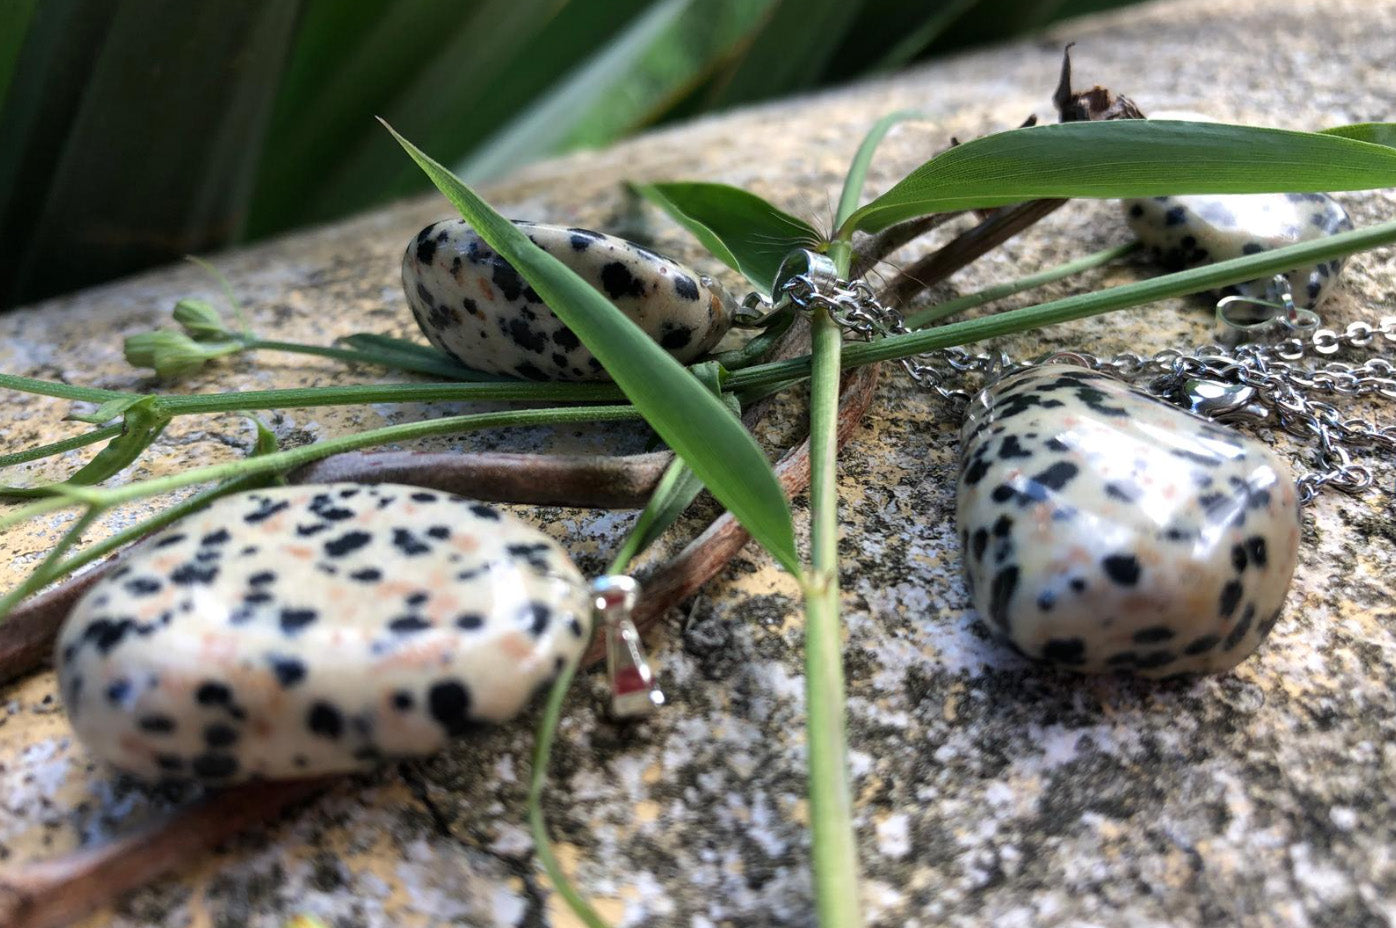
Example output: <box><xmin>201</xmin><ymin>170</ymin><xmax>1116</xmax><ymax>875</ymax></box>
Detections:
<box><xmin>1183</xmin><ymin>378</ymin><xmax>1269</xmax><ymax>423</ymax></box>
<box><xmin>1215</xmin><ymin>274</ymin><xmax>1320</xmax><ymax>345</ymax></box>
<box><xmin>591</xmin><ymin>576</ymin><xmax>664</xmax><ymax>719</ymax></box>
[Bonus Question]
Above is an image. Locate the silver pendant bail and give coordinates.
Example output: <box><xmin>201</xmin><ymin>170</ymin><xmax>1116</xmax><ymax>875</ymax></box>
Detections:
<box><xmin>591</xmin><ymin>576</ymin><xmax>665</xmax><ymax>718</ymax></box>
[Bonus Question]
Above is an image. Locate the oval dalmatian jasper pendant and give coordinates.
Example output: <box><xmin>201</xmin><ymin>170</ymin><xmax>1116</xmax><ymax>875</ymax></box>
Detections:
<box><xmin>956</xmin><ymin>365</ymin><xmax>1301</xmax><ymax>676</ymax></box>
<box><xmin>403</xmin><ymin>219</ymin><xmax>733</xmax><ymax>382</ymax></box>
<box><xmin>56</xmin><ymin>484</ymin><xmax>593</xmax><ymax>784</ymax></box>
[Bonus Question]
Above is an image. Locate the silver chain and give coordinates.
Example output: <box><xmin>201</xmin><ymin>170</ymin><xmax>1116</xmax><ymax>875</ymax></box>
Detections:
<box><xmin>776</xmin><ymin>269</ymin><xmax>1396</xmax><ymax>506</ymax></box>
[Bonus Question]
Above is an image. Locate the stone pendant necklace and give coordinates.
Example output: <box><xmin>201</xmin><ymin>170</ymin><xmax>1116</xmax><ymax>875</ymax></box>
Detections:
<box><xmin>771</xmin><ymin>249</ymin><xmax>1395</xmax><ymax>677</ymax></box>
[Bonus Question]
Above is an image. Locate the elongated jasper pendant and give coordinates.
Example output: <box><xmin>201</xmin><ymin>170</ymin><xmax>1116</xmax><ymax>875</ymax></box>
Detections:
<box><xmin>956</xmin><ymin>365</ymin><xmax>1300</xmax><ymax>676</ymax></box>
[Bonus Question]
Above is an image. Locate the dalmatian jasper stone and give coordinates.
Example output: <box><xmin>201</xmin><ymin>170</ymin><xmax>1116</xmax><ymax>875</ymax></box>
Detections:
<box><xmin>403</xmin><ymin>219</ymin><xmax>732</xmax><ymax>381</ymax></box>
<box><xmin>1122</xmin><ymin>191</ymin><xmax>1352</xmax><ymax>309</ymax></box>
<box><xmin>956</xmin><ymin>365</ymin><xmax>1301</xmax><ymax>676</ymax></box>
<box><xmin>56</xmin><ymin>484</ymin><xmax>591</xmax><ymax>784</ymax></box>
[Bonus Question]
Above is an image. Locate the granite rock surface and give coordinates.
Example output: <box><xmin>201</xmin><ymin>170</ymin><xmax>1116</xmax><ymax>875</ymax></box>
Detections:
<box><xmin>2</xmin><ymin>0</ymin><xmax>1394</xmax><ymax>925</ymax></box>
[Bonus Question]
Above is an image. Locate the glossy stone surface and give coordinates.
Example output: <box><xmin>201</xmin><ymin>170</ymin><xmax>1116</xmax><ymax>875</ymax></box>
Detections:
<box><xmin>1123</xmin><ymin>191</ymin><xmax>1353</xmax><ymax>308</ymax></box>
<box><xmin>402</xmin><ymin>219</ymin><xmax>732</xmax><ymax>381</ymax></box>
<box><xmin>956</xmin><ymin>365</ymin><xmax>1301</xmax><ymax>675</ymax></box>
<box><xmin>56</xmin><ymin>484</ymin><xmax>591</xmax><ymax>783</ymax></box>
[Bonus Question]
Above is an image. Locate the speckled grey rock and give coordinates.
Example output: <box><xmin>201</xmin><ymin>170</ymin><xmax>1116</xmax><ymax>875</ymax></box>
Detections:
<box><xmin>1</xmin><ymin>0</ymin><xmax>1394</xmax><ymax>925</ymax></box>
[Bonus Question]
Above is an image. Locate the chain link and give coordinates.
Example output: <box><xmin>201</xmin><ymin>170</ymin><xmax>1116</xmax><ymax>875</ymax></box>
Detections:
<box><xmin>777</xmin><ymin>272</ymin><xmax>1396</xmax><ymax>506</ymax></box>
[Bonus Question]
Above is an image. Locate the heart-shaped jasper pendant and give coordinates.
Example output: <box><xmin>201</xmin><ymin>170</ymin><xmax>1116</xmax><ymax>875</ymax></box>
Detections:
<box><xmin>956</xmin><ymin>365</ymin><xmax>1300</xmax><ymax>676</ymax></box>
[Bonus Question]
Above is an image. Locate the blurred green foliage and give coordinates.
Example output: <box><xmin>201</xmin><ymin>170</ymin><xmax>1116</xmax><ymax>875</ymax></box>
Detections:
<box><xmin>0</xmin><ymin>0</ymin><xmax>1143</xmax><ymax>309</ymax></box>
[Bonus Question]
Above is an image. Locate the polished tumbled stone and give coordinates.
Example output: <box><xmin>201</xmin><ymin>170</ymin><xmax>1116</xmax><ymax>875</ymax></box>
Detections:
<box><xmin>956</xmin><ymin>364</ymin><xmax>1301</xmax><ymax>675</ymax></box>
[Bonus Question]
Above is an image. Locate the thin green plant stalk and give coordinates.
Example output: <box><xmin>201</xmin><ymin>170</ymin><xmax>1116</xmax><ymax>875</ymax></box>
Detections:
<box><xmin>905</xmin><ymin>241</ymin><xmax>1141</xmax><ymax>328</ymax></box>
<box><xmin>0</xmin><ymin>425</ymin><xmax>124</xmax><ymax>468</ymax></box>
<box><xmin>0</xmin><ymin>507</ymin><xmax>102</xmax><ymax>618</ymax></box>
<box><xmin>803</xmin><ymin>302</ymin><xmax>863</xmax><ymax>928</ymax></box>
<box><xmin>0</xmin><ymin>405</ymin><xmax>642</xmax><ymax>537</ymax></box>
<box><xmin>527</xmin><ymin>658</ymin><xmax>610</xmax><ymax>928</ymax></box>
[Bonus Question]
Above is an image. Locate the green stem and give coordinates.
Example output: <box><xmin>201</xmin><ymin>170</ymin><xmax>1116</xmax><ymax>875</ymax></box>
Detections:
<box><xmin>0</xmin><ymin>424</ymin><xmax>124</xmax><ymax>468</ymax></box>
<box><xmin>0</xmin><ymin>373</ymin><xmax>130</xmax><ymax>403</ymax></box>
<box><xmin>0</xmin><ymin>507</ymin><xmax>102</xmax><ymax>618</ymax></box>
<box><xmin>804</xmin><ymin>306</ymin><xmax>862</xmax><ymax>928</ymax></box>
<box><xmin>245</xmin><ymin>339</ymin><xmax>504</xmax><ymax>382</ymax></box>
<box><xmin>0</xmin><ymin>405</ymin><xmax>642</xmax><ymax>534</ymax></box>
<box><xmin>905</xmin><ymin>241</ymin><xmax>1140</xmax><ymax>328</ymax></box>
<box><xmin>154</xmin><ymin>380</ymin><xmax>622</xmax><ymax>414</ymax></box>
<box><xmin>527</xmin><ymin>659</ymin><xmax>611</xmax><ymax>928</ymax></box>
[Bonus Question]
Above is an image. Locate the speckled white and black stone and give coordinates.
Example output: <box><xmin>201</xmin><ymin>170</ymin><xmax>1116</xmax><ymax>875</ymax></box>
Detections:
<box><xmin>56</xmin><ymin>484</ymin><xmax>591</xmax><ymax>784</ymax></box>
<box><xmin>402</xmin><ymin>219</ymin><xmax>732</xmax><ymax>381</ymax></box>
<box><xmin>956</xmin><ymin>365</ymin><xmax>1301</xmax><ymax>676</ymax></box>
<box><xmin>1123</xmin><ymin>192</ymin><xmax>1353</xmax><ymax>308</ymax></box>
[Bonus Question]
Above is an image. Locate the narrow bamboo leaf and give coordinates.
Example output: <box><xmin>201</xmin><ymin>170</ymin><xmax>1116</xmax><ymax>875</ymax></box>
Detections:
<box><xmin>385</xmin><ymin>123</ymin><xmax>800</xmax><ymax>573</ymax></box>
<box><xmin>458</xmin><ymin>0</ymin><xmax>691</xmax><ymax>181</ymax></box>
<box><xmin>836</xmin><ymin>109</ymin><xmax>923</xmax><ymax>228</ymax></box>
<box><xmin>843</xmin><ymin>120</ymin><xmax>1396</xmax><ymax>235</ymax></box>
<box><xmin>335</xmin><ymin>333</ymin><xmax>512</xmax><ymax>381</ymax></box>
<box><xmin>1</xmin><ymin>399</ymin><xmax>170</xmax><ymax>498</ymax></box>
<box><xmin>705</xmin><ymin>0</ymin><xmax>866</xmax><ymax>108</ymax></box>
<box><xmin>633</xmin><ymin>182</ymin><xmax>822</xmax><ymax>296</ymax></box>
<box><xmin>1321</xmin><ymin>122</ymin><xmax>1396</xmax><ymax>148</ymax></box>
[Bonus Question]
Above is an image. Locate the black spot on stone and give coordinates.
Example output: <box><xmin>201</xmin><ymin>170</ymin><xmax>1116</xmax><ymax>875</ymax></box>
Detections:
<box><xmin>428</xmin><ymin>680</ymin><xmax>473</xmax><ymax>736</ymax></box>
<box><xmin>280</xmin><ymin>608</ymin><xmax>318</xmax><ymax>634</ymax></box>
<box><xmin>124</xmin><ymin>576</ymin><xmax>161</xmax><ymax>596</ymax></box>
<box><xmin>1034</xmin><ymin>461</ymin><xmax>1079</xmax><ymax>492</ymax></box>
<box><xmin>505</xmin><ymin>316</ymin><xmax>548</xmax><ymax>353</ymax></box>
<box><xmin>204</xmin><ymin>723</ymin><xmax>238</xmax><ymax>748</ymax></box>
<box><xmin>406</xmin><ymin>592</ymin><xmax>429</xmax><ymax>606</ymax></box>
<box><xmin>1044</xmin><ymin>437</ymin><xmax>1070</xmax><ymax>452</ymax></box>
<box><xmin>1231</xmin><ymin>543</ymin><xmax>1248</xmax><ymax>573</ymax></box>
<box><xmin>192</xmin><ymin>753</ymin><xmax>239</xmax><ymax>779</ymax></box>
<box><xmin>1105</xmin><ymin>482</ymin><xmax>1140</xmax><ymax>504</ymax></box>
<box><xmin>988</xmin><ymin>566</ymin><xmax>1019</xmax><ymax>630</ymax></box>
<box><xmin>244</xmin><ymin>499</ymin><xmax>291</xmax><ymax>524</ymax></box>
<box><xmin>963</xmin><ymin>458</ymin><xmax>990</xmax><ymax>485</ymax></box>
<box><xmin>600</xmin><ymin>261</ymin><xmax>646</xmax><ymax>300</ymax></box>
<box><xmin>1183</xmin><ymin>634</ymin><xmax>1220</xmax><ymax>655</ymax></box>
<box><xmin>105</xmin><ymin>679</ymin><xmax>132</xmax><ymax>704</ymax></box>
<box><xmin>248</xmin><ymin>571</ymin><xmax>276</xmax><ymax>587</ymax></box>
<box><xmin>426</xmin><ymin>525</ymin><xmax>450</xmax><ymax>540</ymax></box>
<box><xmin>998</xmin><ymin>435</ymin><xmax>1031</xmax><ymax>459</ymax></box>
<box><xmin>1246</xmin><ymin>536</ymin><xmax>1268</xmax><ymax>568</ymax></box>
<box><xmin>389</xmin><ymin>616</ymin><xmax>432</xmax><ymax>634</ymax></box>
<box><xmin>456</xmin><ymin>613</ymin><xmax>484</xmax><ymax>631</ymax></box>
<box><xmin>1134</xmin><ymin>625</ymin><xmax>1175</xmax><ymax>644</ymax></box>
<box><xmin>1128</xmin><ymin>203</ymin><xmax>1144</xmax><ymax>218</ymax></box>
<box><xmin>1102</xmin><ymin>554</ymin><xmax>1141</xmax><ymax>586</ymax></box>
<box><xmin>470</xmin><ymin>504</ymin><xmax>500</xmax><ymax>521</ymax></box>
<box><xmin>196</xmin><ymin>682</ymin><xmax>232</xmax><ymax>705</ymax></box>
<box><xmin>349</xmin><ymin>567</ymin><xmax>382</xmax><ymax>583</ymax></box>
<box><xmin>971</xmin><ymin>528</ymin><xmax>988</xmax><ymax>561</ymax></box>
<box><xmin>490</xmin><ymin>257</ymin><xmax>527</xmax><ymax>302</ymax></box>
<box><xmin>520</xmin><ymin>602</ymin><xmax>552</xmax><ymax>636</ymax></box>
<box><xmin>84</xmin><ymin>618</ymin><xmax>137</xmax><ymax>655</ymax></box>
<box><xmin>1224</xmin><ymin>604</ymin><xmax>1256</xmax><ymax>650</ymax></box>
<box><xmin>569</xmin><ymin>233</ymin><xmax>593</xmax><ymax>251</ymax></box>
<box><xmin>1043</xmin><ymin>638</ymin><xmax>1086</xmax><ymax>664</ymax></box>
<box><xmin>1164</xmin><ymin>206</ymin><xmax>1187</xmax><ymax>225</ymax></box>
<box><xmin>1037</xmin><ymin>590</ymin><xmax>1056</xmax><ymax>611</ymax></box>
<box><xmin>244</xmin><ymin>590</ymin><xmax>274</xmax><ymax>605</ymax></box>
<box><xmin>1069</xmin><ymin>577</ymin><xmax>1087</xmax><ymax>593</ymax></box>
<box><xmin>674</xmin><ymin>274</ymin><xmax>700</xmax><ymax>300</ymax></box>
<box><xmin>308</xmin><ymin>702</ymin><xmax>344</xmax><ymax>739</ymax></box>
<box><xmin>138</xmin><ymin>714</ymin><xmax>176</xmax><ymax>734</ymax></box>
<box><xmin>659</xmin><ymin>326</ymin><xmax>693</xmax><ymax>350</ymax></box>
<box><xmin>1134</xmin><ymin>650</ymin><xmax>1177</xmax><ymax>670</ymax></box>
<box><xmin>171</xmin><ymin>563</ymin><xmax>219</xmax><ymax>586</ymax></box>
<box><xmin>392</xmin><ymin>527</ymin><xmax>431</xmax><ymax>556</ymax></box>
<box><xmin>392</xmin><ymin>691</ymin><xmax>414</xmax><ymax>711</ymax></box>
<box><xmin>415</xmin><ymin>225</ymin><xmax>440</xmax><ymax>264</ymax></box>
<box><xmin>155</xmin><ymin>754</ymin><xmax>184</xmax><ymax>772</ymax></box>
<box><xmin>269</xmin><ymin>655</ymin><xmax>307</xmax><ymax>687</ymax></box>
<box><xmin>991</xmin><ymin>515</ymin><xmax>1013</xmax><ymax>537</ymax></box>
<box><xmin>324</xmin><ymin>531</ymin><xmax>371</xmax><ymax>558</ymax></box>
<box><xmin>154</xmin><ymin>533</ymin><xmax>187</xmax><ymax>548</ymax></box>
<box><xmin>1241</xmin><ymin>242</ymin><xmax>1266</xmax><ymax>255</ymax></box>
<box><xmin>1218</xmin><ymin>580</ymin><xmax>1244</xmax><ymax>618</ymax></box>
<box><xmin>296</xmin><ymin>523</ymin><xmax>330</xmax><ymax>537</ymax></box>
<box><xmin>201</xmin><ymin>528</ymin><xmax>231</xmax><ymax>547</ymax></box>
<box><xmin>515</xmin><ymin>361</ymin><xmax>549</xmax><ymax>381</ymax></box>
<box><xmin>552</xmin><ymin>327</ymin><xmax>581</xmax><ymax>351</ymax></box>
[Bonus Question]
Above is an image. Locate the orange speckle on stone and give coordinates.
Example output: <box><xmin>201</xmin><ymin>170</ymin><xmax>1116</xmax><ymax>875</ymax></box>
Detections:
<box><xmin>478</xmin><ymin>278</ymin><xmax>495</xmax><ymax>302</ymax></box>
<box><xmin>286</xmin><ymin>545</ymin><xmax>314</xmax><ymax>560</ymax></box>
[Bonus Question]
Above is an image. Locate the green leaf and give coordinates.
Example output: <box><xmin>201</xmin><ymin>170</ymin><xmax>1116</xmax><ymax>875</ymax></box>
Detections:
<box><xmin>124</xmin><ymin>331</ymin><xmax>245</xmax><ymax>378</ymax></box>
<box><xmin>173</xmin><ymin>298</ymin><xmax>232</xmax><ymax>340</ymax></box>
<box><xmin>1321</xmin><ymin>122</ymin><xmax>1396</xmax><ymax>148</ymax></box>
<box><xmin>1</xmin><ymin>398</ymin><xmax>171</xmax><ymax>497</ymax></box>
<box><xmin>457</xmin><ymin>0</ymin><xmax>691</xmax><ymax>180</ymax></box>
<box><xmin>632</xmin><ymin>181</ymin><xmax>822</xmax><ymax>296</ymax></box>
<box><xmin>842</xmin><ymin>120</ymin><xmax>1396</xmax><ymax>235</ymax></box>
<box><xmin>336</xmin><ymin>333</ymin><xmax>515</xmax><ymax>381</ymax></box>
<box><xmin>836</xmin><ymin>109</ymin><xmax>923</xmax><ymax>229</ymax></box>
<box><xmin>869</xmin><ymin>0</ymin><xmax>982</xmax><ymax>72</ymax></box>
<box><xmin>384</xmin><ymin>122</ymin><xmax>800</xmax><ymax>574</ymax></box>
<box><xmin>68</xmin><ymin>395</ymin><xmax>145</xmax><ymax>426</ymax></box>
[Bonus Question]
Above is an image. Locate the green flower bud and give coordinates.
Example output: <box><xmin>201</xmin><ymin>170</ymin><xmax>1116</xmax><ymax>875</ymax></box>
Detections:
<box><xmin>172</xmin><ymin>298</ymin><xmax>230</xmax><ymax>340</ymax></box>
<box><xmin>124</xmin><ymin>331</ymin><xmax>243</xmax><ymax>378</ymax></box>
